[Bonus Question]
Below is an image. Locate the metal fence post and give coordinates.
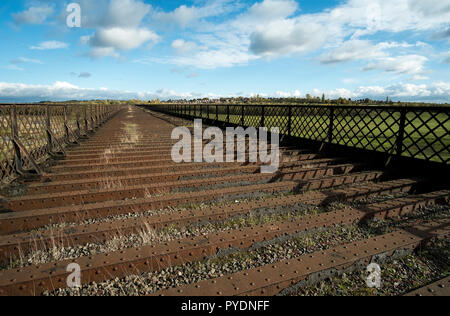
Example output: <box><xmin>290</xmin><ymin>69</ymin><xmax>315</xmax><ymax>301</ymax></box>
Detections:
<box><xmin>76</xmin><ymin>108</ymin><xmax>81</xmax><ymax>137</ymax></box>
<box><xmin>241</xmin><ymin>105</ymin><xmax>245</xmax><ymax>126</ymax></box>
<box><xmin>11</xmin><ymin>105</ymin><xmax>23</xmax><ymax>172</ymax></box>
<box><xmin>95</xmin><ymin>104</ymin><xmax>99</xmax><ymax>127</ymax></box>
<box><xmin>216</xmin><ymin>105</ymin><xmax>219</xmax><ymax>122</ymax></box>
<box><xmin>227</xmin><ymin>105</ymin><xmax>230</xmax><ymax>124</ymax></box>
<box><xmin>396</xmin><ymin>109</ymin><xmax>407</xmax><ymax>156</ymax></box>
<box><xmin>84</xmin><ymin>105</ymin><xmax>88</xmax><ymax>135</ymax></box>
<box><xmin>63</xmin><ymin>105</ymin><xmax>69</xmax><ymax>143</ymax></box>
<box><xmin>261</xmin><ymin>105</ymin><xmax>265</xmax><ymax>127</ymax></box>
<box><xmin>328</xmin><ymin>107</ymin><xmax>335</xmax><ymax>143</ymax></box>
<box><xmin>46</xmin><ymin>105</ymin><xmax>52</xmax><ymax>152</ymax></box>
<box><xmin>287</xmin><ymin>105</ymin><xmax>292</xmax><ymax>137</ymax></box>
<box><xmin>90</xmin><ymin>104</ymin><xmax>94</xmax><ymax>130</ymax></box>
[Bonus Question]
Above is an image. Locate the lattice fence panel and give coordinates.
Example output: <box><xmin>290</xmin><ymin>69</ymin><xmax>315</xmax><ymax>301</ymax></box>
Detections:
<box><xmin>402</xmin><ymin>109</ymin><xmax>450</xmax><ymax>163</ymax></box>
<box><xmin>264</xmin><ymin>106</ymin><xmax>289</xmax><ymax>134</ymax></box>
<box><xmin>217</xmin><ymin>105</ymin><xmax>227</xmax><ymax>123</ymax></box>
<box><xmin>49</xmin><ymin>106</ymin><xmax>66</xmax><ymax>151</ymax></box>
<box><xmin>291</xmin><ymin>106</ymin><xmax>329</xmax><ymax>141</ymax></box>
<box><xmin>229</xmin><ymin>106</ymin><xmax>242</xmax><ymax>125</ymax></box>
<box><xmin>332</xmin><ymin>107</ymin><xmax>400</xmax><ymax>153</ymax></box>
<box><xmin>244</xmin><ymin>106</ymin><xmax>262</xmax><ymax>128</ymax></box>
<box><xmin>66</xmin><ymin>105</ymin><xmax>81</xmax><ymax>142</ymax></box>
<box><xmin>0</xmin><ymin>107</ymin><xmax>15</xmax><ymax>184</ymax></box>
<box><xmin>16</xmin><ymin>105</ymin><xmax>48</xmax><ymax>167</ymax></box>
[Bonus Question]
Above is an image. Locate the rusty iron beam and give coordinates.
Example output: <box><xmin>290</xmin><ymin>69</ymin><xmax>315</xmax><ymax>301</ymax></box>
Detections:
<box><xmin>0</xmin><ymin>171</ymin><xmax>384</xmax><ymax>235</ymax></box>
<box><xmin>154</xmin><ymin>219</ymin><xmax>450</xmax><ymax>296</ymax></box>
<box><xmin>4</xmin><ymin>163</ymin><xmax>362</xmax><ymax>211</ymax></box>
<box><xmin>0</xmin><ymin>179</ymin><xmax>418</xmax><ymax>261</ymax></box>
<box><xmin>0</xmin><ymin>208</ymin><xmax>393</xmax><ymax>296</ymax></box>
<box><xmin>404</xmin><ymin>276</ymin><xmax>450</xmax><ymax>296</ymax></box>
<box><xmin>26</xmin><ymin>158</ymin><xmax>342</xmax><ymax>195</ymax></box>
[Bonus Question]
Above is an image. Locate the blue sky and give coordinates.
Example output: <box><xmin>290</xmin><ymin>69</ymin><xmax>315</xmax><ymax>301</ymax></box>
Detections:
<box><xmin>0</xmin><ymin>0</ymin><xmax>449</xmax><ymax>102</ymax></box>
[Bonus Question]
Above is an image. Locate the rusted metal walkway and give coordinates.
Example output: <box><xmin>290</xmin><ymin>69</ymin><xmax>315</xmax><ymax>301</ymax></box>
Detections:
<box><xmin>0</xmin><ymin>105</ymin><xmax>448</xmax><ymax>296</ymax></box>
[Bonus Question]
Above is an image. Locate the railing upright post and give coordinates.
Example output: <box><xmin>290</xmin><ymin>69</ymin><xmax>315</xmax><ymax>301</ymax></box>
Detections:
<box><xmin>76</xmin><ymin>108</ymin><xmax>81</xmax><ymax>137</ymax></box>
<box><xmin>241</xmin><ymin>105</ymin><xmax>245</xmax><ymax>126</ymax></box>
<box><xmin>261</xmin><ymin>105</ymin><xmax>265</xmax><ymax>127</ymax></box>
<box><xmin>287</xmin><ymin>105</ymin><xmax>292</xmax><ymax>137</ymax></box>
<box><xmin>84</xmin><ymin>105</ymin><xmax>88</xmax><ymax>135</ymax></box>
<box><xmin>90</xmin><ymin>104</ymin><xmax>94</xmax><ymax>131</ymax></box>
<box><xmin>200</xmin><ymin>104</ymin><xmax>203</xmax><ymax>118</ymax></box>
<box><xmin>328</xmin><ymin>107</ymin><xmax>335</xmax><ymax>143</ymax></box>
<box><xmin>96</xmin><ymin>104</ymin><xmax>99</xmax><ymax>127</ymax></box>
<box><xmin>207</xmin><ymin>104</ymin><xmax>210</xmax><ymax>120</ymax></box>
<box><xmin>63</xmin><ymin>105</ymin><xmax>69</xmax><ymax>143</ymax></box>
<box><xmin>227</xmin><ymin>105</ymin><xmax>230</xmax><ymax>124</ymax></box>
<box><xmin>216</xmin><ymin>105</ymin><xmax>219</xmax><ymax>122</ymax></box>
<box><xmin>46</xmin><ymin>105</ymin><xmax>52</xmax><ymax>152</ymax></box>
<box><xmin>11</xmin><ymin>105</ymin><xmax>23</xmax><ymax>172</ymax></box>
<box><xmin>396</xmin><ymin>109</ymin><xmax>407</xmax><ymax>157</ymax></box>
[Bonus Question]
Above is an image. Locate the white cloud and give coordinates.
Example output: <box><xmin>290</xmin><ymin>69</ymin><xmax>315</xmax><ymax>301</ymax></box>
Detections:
<box><xmin>0</xmin><ymin>81</ymin><xmax>199</xmax><ymax>102</ymax></box>
<box><xmin>247</xmin><ymin>0</ymin><xmax>298</xmax><ymax>20</ymax></box>
<box><xmin>312</xmin><ymin>81</ymin><xmax>450</xmax><ymax>102</ymax></box>
<box><xmin>141</xmin><ymin>48</ymin><xmax>259</xmax><ymax>69</ymax></box>
<box><xmin>101</xmin><ymin>0</ymin><xmax>151</xmax><ymax>28</ymax></box>
<box><xmin>81</xmin><ymin>0</ymin><xmax>159</xmax><ymax>58</ymax></box>
<box><xmin>148</xmin><ymin>0</ymin><xmax>450</xmax><ymax>70</ymax></box>
<box><xmin>154</xmin><ymin>0</ymin><xmax>238</xmax><ymax>28</ymax></box>
<box><xmin>11</xmin><ymin>57</ymin><xmax>43</xmax><ymax>65</ymax></box>
<box><xmin>30</xmin><ymin>41</ymin><xmax>69</xmax><ymax>50</ymax></box>
<box><xmin>88</xmin><ymin>47</ymin><xmax>120</xmax><ymax>59</ymax></box>
<box><xmin>12</xmin><ymin>5</ymin><xmax>53</xmax><ymax>25</ymax></box>
<box><xmin>249</xmin><ymin>20</ymin><xmax>326</xmax><ymax>57</ymax></box>
<box><xmin>362</xmin><ymin>55</ymin><xmax>428</xmax><ymax>75</ymax></box>
<box><xmin>171</xmin><ymin>39</ymin><xmax>199</xmax><ymax>55</ymax></box>
<box><xmin>411</xmin><ymin>75</ymin><xmax>429</xmax><ymax>81</ymax></box>
<box><xmin>320</xmin><ymin>40</ymin><xmax>386</xmax><ymax>64</ymax></box>
<box><xmin>1</xmin><ymin>80</ymin><xmax>449</xmax><ymax>103</ymax></box>
<box><xmin>90</xmin><ymin>27</ymin><xmax>159</xmax><ymax>51</ymax></box>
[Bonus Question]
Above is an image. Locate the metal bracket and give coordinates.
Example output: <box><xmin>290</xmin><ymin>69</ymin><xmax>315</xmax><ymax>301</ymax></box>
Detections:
<box><xmin>66</xmin><ymin>124</ymin><xmax>80</xmax><ymax>144</ymax></box>
<box><xmin>11</xmin><ymin>137</ymin><xmax>44</xmax><ymax>176</ymax></box>
<box><xmin>46</xmin><ymin>128</ymin><xmax>66</xmax><ymax>156</ymax></box>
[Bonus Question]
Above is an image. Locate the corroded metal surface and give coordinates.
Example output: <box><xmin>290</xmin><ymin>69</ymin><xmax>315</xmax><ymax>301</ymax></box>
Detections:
<box><xmin>0</xmin><ymin>179</ymin><xmax>419</xmax><ymax>260</ymax></box>
<box><xmin>0</xmin><ymin>106</ymin><xmax>448</xmax><ymax>297</ymax></box>
<box><xmin>404</xmin><ymin>276</ymin><xmax>450</xmax><ymax>296</ymax></box>
<box><xmin>154</xmin><ymin>219</ymin><xmax>450</xmax><ymax>296</ymax></box>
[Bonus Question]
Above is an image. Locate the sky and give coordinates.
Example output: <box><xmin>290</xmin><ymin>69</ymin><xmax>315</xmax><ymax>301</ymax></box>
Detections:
<box><xmin>0</xmin><ymin>0</ymin><xmax>449</xmax><ymax>102</ymax></box>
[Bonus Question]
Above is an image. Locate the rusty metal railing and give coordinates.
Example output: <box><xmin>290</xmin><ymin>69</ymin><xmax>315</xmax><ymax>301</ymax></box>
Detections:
<box><xmin>145</xmin><ymin>103</ymin><xmax>450</xmax><ymax>165</ymax></box>
<box><xmin>0</xmin><ymin>103</ymin><xmax>122</xmax><ymax>185</ymax></box>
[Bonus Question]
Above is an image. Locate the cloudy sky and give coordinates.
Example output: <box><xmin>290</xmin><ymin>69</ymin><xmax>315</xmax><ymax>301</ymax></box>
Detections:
<box><xmin>0</xmin><ymin>0</ymin><xmax>449</xmax><ymax>102</ymax></box>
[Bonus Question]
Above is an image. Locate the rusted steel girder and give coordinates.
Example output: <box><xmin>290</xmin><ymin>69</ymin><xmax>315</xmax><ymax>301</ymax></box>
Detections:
<box><xmin>0</xmin><ymin>172</ymin><xmax>384</xmax><ymax>235</ymax></box>
<box><xmin>0</xmin><ymin>179</ymin><xmax>419</xmax><ymax>261</ymax></box>
<box><xmin>404</xmin><ymin>276</ymin><xmax>450</xmax><ymax>296</ymax></box>
<box><xmin>1</xmin><ymin>206</ymin><xmax>422</xmax><ymax>296</ymax></box>
<box><xmin>4</xmin><ymin>163</ymin><xmax>362</xmax><ymax>211</ymax></box>
<box><xmin>27</xmin><ymin>158</ymin><xmax>342</xmax><ymax>195</ymax></box>
<box><xmin>154</xmin><ymin>219</ymin><xmax>450</xmax><ymax>296</ymax></box>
